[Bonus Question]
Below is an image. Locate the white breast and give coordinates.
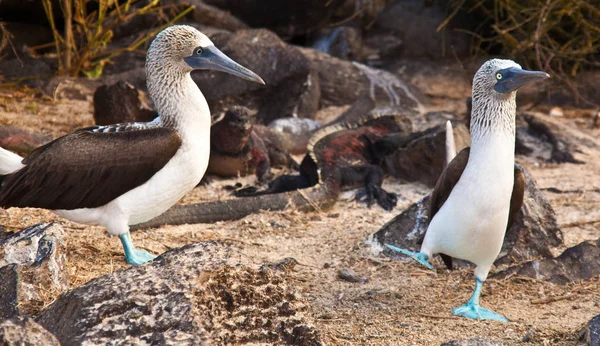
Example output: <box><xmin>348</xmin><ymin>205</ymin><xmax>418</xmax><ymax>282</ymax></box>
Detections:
<box><xmin>421</xmin><ymin>133</ymin><xmax>515</xmax><ymax>268</ymax></box>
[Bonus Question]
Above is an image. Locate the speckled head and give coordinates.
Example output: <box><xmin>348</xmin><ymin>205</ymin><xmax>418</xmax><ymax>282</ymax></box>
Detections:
<box><xmin>146</xmin><ymin>25</ymin><xmax>264</xmax><ymax>84</ymax></box>
<box><xmin>473</xmin><ymin>59</ymin><xmax>550</xmax><ymax>98</ymax></box>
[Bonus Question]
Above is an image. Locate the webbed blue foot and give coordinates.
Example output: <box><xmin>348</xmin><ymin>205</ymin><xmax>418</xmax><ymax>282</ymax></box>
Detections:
<box><xmin>452</xmin><ymin>278</ymin><xmax>508</xmax><ymax>322</ymax></box>
<box><xmin>119</xmin><ymin>232</ymin><xmax>157</xmax><ymax>266</ymax></box>
<box><xmin>384</xmin><ymin>244</ymin><xmax>434</xmax><ymax>270</ymax></box>
<box><xmin>452</xmin><ymin>302</ymin><xmax>508</xmax><ymax>322</ymax></box>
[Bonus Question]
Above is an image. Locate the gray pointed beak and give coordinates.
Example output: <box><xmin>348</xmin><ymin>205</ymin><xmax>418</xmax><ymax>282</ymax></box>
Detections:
<box><xmin>494</xmin><ymin>67</ymin><xmax>550</xmax><ymax>93</ymax></box>
<box><xmin>185</xmin><ymin>45</ymin><xmax>265</xmax><ymax>85</ymax></box>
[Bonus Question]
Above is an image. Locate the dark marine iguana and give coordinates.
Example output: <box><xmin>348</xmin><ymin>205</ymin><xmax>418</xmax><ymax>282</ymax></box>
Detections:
<box><xmin>132</xmin><ymin>111</ymin><xmax>415</xmax><ymax>229</ymax></box>
<box><xmin>233</xmin><ymin>111</ymin><xmax>414</xmax><ymax>210</ymax></box>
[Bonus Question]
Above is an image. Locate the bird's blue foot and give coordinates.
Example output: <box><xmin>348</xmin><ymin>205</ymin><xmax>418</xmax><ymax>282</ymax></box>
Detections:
<box><xmin>452</xmin><ymin>278</ymin><xmax>508</xmax><ymax>322</ymax></box>
<box><xmin>119</xmin><ymin>232</ymin><xmax>157</xmax><ymax>266</ymax></box>
<box><xmin>452</xmin><ymin>302</ymin><xmax>509</xmax><ymax>322</ymax></box>
<box><xmin>384</xmin><ymin>244</ymin><xmax>434</xmax><ymax>270</ymax></box>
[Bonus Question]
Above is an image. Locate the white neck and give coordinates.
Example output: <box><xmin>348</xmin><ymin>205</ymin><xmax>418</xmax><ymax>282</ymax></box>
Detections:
<box><xmin>147</xmin><ymin>70</ymin><xmax>211</xmax><ymax>141</ymax></box>
<box><xmin>469</xmin><ymin>92</ymin><xmax>516</xmax><ymax>150</ymax></box>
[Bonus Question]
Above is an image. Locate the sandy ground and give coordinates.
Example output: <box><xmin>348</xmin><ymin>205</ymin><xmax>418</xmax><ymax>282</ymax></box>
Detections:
<box><xmin>1</xmin><ymin>85</ymin><xmax>600</xmax><ymax>345</ymax></box>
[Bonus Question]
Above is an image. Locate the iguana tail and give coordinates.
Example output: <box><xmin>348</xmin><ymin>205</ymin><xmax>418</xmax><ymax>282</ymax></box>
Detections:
<box><xmin>131</xmin><ymin>181</ymin><xmax>340</xmax><ymax>230</ymax></box>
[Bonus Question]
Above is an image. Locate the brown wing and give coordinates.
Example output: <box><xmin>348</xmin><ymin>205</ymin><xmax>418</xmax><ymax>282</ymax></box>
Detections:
<box><xmin>507</xmin><ymin>168</ymin><xmax>525</xmax><ymax>229</ymax></box>
<box><xmin>0</xmin><ymin>127</ymin><xmax>181</xmax><ymax>210</ymax></box>
<box><xmin>428</xmin><ymin>147</ymin><xmax>471</xmax><ymax>220</ymax></box>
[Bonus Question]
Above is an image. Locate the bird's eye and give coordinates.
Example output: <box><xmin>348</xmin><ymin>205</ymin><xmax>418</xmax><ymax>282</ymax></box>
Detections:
<box><xmin>195</xmin><ymin>47</ymin><xmax>203</xmax><ymax>55</ymax></box>
<box><xmin>496</xmin><ymin>73</ymin><xmax>503</xmax><ymax>80</ymax></box>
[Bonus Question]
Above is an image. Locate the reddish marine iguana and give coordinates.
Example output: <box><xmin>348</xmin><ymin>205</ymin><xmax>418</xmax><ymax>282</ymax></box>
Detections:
<box><xmin>234</xmin><ymin>112</ymin><xmax>413</xmax><ymax>210</ymax></box>
<box><xmin>132</xmin><ymin>111</ymin><xmax>414</xmax><ymax>229</ymax></box>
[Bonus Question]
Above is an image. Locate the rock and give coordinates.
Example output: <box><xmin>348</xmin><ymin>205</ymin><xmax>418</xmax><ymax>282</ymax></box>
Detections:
<box><xmin>337</xmin><ymin>268</ymin><xmax>366</xmax><ymax>283</ymax></box>
<box><xmin>579</xmin><ymin>314</ymin><xmax>600</xmax><ymax>346</ymax></box>
<box><xmin>267</xmin><ymin>117</ymin><xmax>321</xmax><ymax>154</ymax></box>
<box><xmin>193</xmin><ymin>29</ymin><xmax>319</xmax><ymax>124</ymax></box>
<box><xmin>0</xmin><ymin>56</ymin><xmax>52</xmax><ymax>82</ymax></box>
<box><xmin>0</xmin><ymin>22</ymin><xmax>54</xmax><ymax>56</ymax></box>
<box><xmin>187</xmin><ymin>0</ymin><xmax>250</xmax><ymax>32</ymax></box>
<box><xmin>202</xmin><ymin>0</ymin><xmax>347</xmax><ymax>38</ymax></box>
<box><xmin>0</xmin><ymin>316</ymin><xmax>60</xmax><ymax>346</ymax></box>
<box><xmin>517</xmin><ymin>112</ymin><xmax>585</xmax><ymax>164</ymax></box>
<box><xmin>383</xmin><ymin>120</ymin><xmax>470</xmax><ymax>187</ymax></box>
<box><xmin>313</xmin><ymin>26</ymin><xmax>362</xmax><ymax>61</ymax></box>
<box><xmin>93</xmin><ymin>81</ymin><xmax>158</xmax><ymax>125</ymax></box>
<box><xmin>0</xmin><ymin>126</ymin><xmax>51</xmax><ymax>157</ymax></box>
<box><xmin>371</xmin><ymin>163</ymin><xmax>563</xmax><ymax>267</ymax></box>
<box><xmin>0</xmin><ymin>223</ymin><xmax>68</xmax><ymax>321</ymax></box>
<box><xmin>36</xmin><ymin>241</ymin><xmax>321</xmax><ymax>346</ymax></box>
<box><xmin>363</xmin><ymin>0</ymin><xmax>472</xmax><ymax>60</ymax></box>
<box><xmin>299</xmin><ymin>47</ymin><xmax>424</xmax><ymax>112</ymax></box>
<box><xmin>440</xmin><ymin>339</ymin><xmax>510</xmax><ymax>346</ymax></box>
<box><xmin>494</xmin><ymin>237</ymin><xmax>600</xmax><ymax>285</ymax></box>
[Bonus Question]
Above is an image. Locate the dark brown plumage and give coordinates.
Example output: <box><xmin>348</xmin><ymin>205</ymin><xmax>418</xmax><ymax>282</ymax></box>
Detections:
<box><xmin>0</xmin><ymin>126</ymin><xmax>181</xmax><ymax>210</ymax></box>
<box><xmin>423</xmin><ymin>147</ymin><xmax>526</xmax><ymax>269</ymax></box>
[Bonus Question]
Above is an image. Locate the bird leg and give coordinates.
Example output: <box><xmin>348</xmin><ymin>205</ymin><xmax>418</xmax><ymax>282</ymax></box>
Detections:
<box><xmin>384</xmin><ymin>244</ymin><xmax>434</xmax><ymax>270</ymax></box>
<box><xmin>119</xmin><ymin>232</ymin><xmax>157</xmax><ymax>266</ymax></box>
<box><xmin>451</xmin><ymin>278</ymin><xmax>509</xmax><ymax>322</ymax></box>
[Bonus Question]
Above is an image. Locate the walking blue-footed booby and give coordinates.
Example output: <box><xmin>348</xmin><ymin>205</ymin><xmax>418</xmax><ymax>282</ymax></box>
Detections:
<box><xmin>0</xmin><ymin>25</ymin><xmax>264</xmax><ymax>265</ymax></box>
<box><xmin>386</xmin><ymin>59</ymin><xmax>549</xmax><ymax>322</ymax></box>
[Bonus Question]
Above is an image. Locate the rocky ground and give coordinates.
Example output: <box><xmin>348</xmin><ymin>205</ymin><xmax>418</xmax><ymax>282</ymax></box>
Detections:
<box><xmin>1</xmin><ymin>82</ymin><xmax>599</xmax><ymax>345</ymax></box>
<box><xmin>1</xmin><ymin>0</ymin><xmax>600</xmax><ymax>344</ymax></box>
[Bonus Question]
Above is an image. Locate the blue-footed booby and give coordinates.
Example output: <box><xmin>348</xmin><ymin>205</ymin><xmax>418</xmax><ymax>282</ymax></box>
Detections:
<box><xmin>0</xmin><ymin>25</ymin><xmax>264</xmax><ymax>265</ymax></box>
<box><xmin>386</xmin><ymin>59</ymin><xmax>549</xmax><ymax>322</ymax></box>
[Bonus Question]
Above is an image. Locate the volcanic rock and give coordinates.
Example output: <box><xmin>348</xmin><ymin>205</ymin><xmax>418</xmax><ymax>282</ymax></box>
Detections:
<box><xmin>193</xmin><ymin>29</ymin><xmax>319</xmax><ymax>124</ymax></box>
<box><xmin>93</xmin><ymin>81</ymin><xmax>157</xmax><ymax>125</ymax></box>
<box><xmin>36</xmin><ymin>241</ymin><xmax>321</xmax><ymax>346</ymax></box>
<box><xmin>0</xmin><ymin>316</ymin><xmax>60</xmax><ymax>346</ymax></box>
<box><xmin>579</xmin><ymin>313</ymin><xmax>600</xmax><ymax>346</ymax></box>
<box><xmin>0</xmin><ymin>223</ymin><xmax>68</xmax><ymax>321</ymax></box>
<box><xmin>202</xmin><ymin>0</ymin><xmax>347</xmax><ymax>38</ymax></box>
<box><xmin>494</xmin><ymin>237</ymin><xmax>600</xmax><ymax>285</ymax></box>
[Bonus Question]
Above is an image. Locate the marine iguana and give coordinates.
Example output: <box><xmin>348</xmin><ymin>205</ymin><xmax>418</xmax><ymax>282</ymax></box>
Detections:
<box><xmin>131</xmin><ymin>111</ymin><xmax>414</xmax><ymax>229</ymax></box>
<box><xmin>208</xmin><ymin>106</ymin><xmax>299</xmax><ymax>182</ymax></box>
<box><xmin>234</xmin><ymin>111</ymin><xmax>413</xmax><ymax>210</ymax></box>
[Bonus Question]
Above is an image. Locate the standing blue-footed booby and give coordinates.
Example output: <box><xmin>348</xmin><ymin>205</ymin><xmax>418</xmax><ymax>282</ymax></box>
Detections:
<box><xmin>0</xmin><ymin>25</ymin><xmax>264</xmax><ymax>265</ymax></box>
<box><xmin>386</xmin><ymin>59</ymin><xmax>549</xmax><ymax>322</ymax></box>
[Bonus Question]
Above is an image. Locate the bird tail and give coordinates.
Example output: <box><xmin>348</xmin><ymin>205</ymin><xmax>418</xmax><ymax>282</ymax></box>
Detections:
<box><xmin>0</xmin><ymin>147</ymin><xmax>25</xmax><ymax>175</ymax></box>
<box><xmin>445</xmin><ymin>120</ymin><xmax>456</xmax><ymax>167</ymax></box>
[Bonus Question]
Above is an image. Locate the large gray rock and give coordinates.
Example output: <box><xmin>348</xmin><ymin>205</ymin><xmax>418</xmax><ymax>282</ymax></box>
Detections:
<box><xmin>0</xmin><ymin>316</ymin><xmax>60</xmax><ymax>346</ymax></box>
<box><xmin>494</xmin><ymin>237</ymin><xmax>600</xmax><ymax>285</ymax></box>
<box><xmin>36</xmin><ymin>241</ymin><xmax>321</xmax><ymax>346</ymax></box>
<box><xmin>579</xmin><ymin>314</ymin><xmax>600</xmax><ymax>346</ymax></box>
<box><xmin>300</xmin><ymin>47</ymin><xmax>425</xmax><ymax>111</ymax></box>
<box><xmin>0</xmin><ymin>223</ymin><xmax>68</xmax><ymax>321</ymax></box>
<box><xmin>364</xmin><ymin>0</ymin><xmax>472</xmax><ymax>60</ymax></box>
<box><xmin>371</xmin><ymin>163</ymin><xmax>563</xmax><ymax>267</ymax></box>
<box><xmin>193</xmin><ymin>29</ymin><xmax>319</xmax><ymax>124</ymax></box>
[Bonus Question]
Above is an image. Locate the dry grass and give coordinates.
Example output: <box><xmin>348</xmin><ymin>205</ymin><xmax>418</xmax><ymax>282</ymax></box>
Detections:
<box><xmin>40</xmin><ymin>0</ymin><xmax>193</xmax><ymax>77</ymax></box>
<box><xmin>443</xmin><ymin>0</ymin><xmax>600</xmax><ymax>106</ymax></box>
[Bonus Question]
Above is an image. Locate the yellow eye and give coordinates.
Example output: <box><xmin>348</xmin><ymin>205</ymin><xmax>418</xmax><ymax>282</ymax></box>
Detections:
<box><xmin>496</xmin><ymin>73</ymin><xmax>503</xmax><ymax>79</ymax></box>
<box><xmin>195</xmin><ymin>47</ymin><xmax>203</xmax><ymax>55</ymax></box>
